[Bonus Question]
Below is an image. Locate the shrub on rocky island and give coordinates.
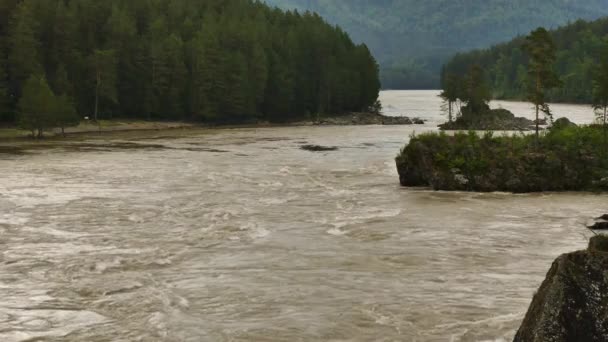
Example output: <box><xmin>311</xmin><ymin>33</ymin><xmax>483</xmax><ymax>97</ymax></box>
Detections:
<box><xmin>396</xmin><ymin>125</ymin><xmax>608</xmax><ymax>192</ymax></box>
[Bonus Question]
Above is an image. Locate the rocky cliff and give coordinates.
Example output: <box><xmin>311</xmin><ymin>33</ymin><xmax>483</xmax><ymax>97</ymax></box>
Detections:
<box><xmin>514</xmin><ymin>235</ymin><xmax>608</xmax><ymax>342</ymax></box>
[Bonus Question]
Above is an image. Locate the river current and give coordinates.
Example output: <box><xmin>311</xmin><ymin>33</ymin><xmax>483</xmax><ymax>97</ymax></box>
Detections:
<box><xmin>0</xmin><ymin>90</ymin><xmax>605</xmax><ymax>341</ymax></box>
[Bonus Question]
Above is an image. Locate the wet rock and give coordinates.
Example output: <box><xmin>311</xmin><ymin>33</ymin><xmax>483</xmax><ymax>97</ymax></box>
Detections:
<box><xmin>589</xmin><ymin>222</ymin><xmax>608</xmax><ymax>230</ymax></box>
<box><xmin>551</xmin><ymin>117</ymin><xmax>577</xmax><ymax>131</ymax></box>
<box><xmin>514</xmin><ymin>235</ymin><xmax>608</xmax><ymax>342</ymax></box>
<box><xmin>596</xmin><ymin>214</ymin><xmax>608</xmax><ymax>221</ymax></box>
<box><xmin>412</xmin><ymin>118</ymin><xmax>425</xmax><ymax>125</ymax></box>
<box><xmin>300</xmin><ymin>144</ymin><xmax>339</xmax><ymax>152</ymax></box>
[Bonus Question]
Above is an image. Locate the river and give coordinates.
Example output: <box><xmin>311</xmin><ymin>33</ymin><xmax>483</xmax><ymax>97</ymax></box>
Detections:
<box><xmin>0</xmin><ymin>90</ymin><xmax>605</xmax><ymax>341</ymax></box>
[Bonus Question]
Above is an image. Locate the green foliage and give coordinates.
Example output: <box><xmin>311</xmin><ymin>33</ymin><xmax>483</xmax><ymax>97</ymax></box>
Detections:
<box><xmin>396</xmin><ymin>126</ymin><xmax>608</xmax><ymax>192</ymax></box>
<box><xmin>439</xmin><ymin>72</ymin><xmax>462</xmax><ymax>122</ymax></box>
<box><xmin>266</xmin><ymin>0</ymin><xmax>608</xmax><ymax>89</ymax></box>
<box><xmin>444</xmin><ymin>17</ymin><xmax>608</xmax><ymax>104</ymax></box>
<box><xmin>461</xmin><ymin>65</ymin><xmax>491</xmax><ymax>115</ymax></box>
<box><xmin>18</xmin><ymin>75</ymin><xmax>55</xmax><ymax>137</ymax></box>
<box><xmin>0</xmin><ymin>0</ymin><xmax>380</xmax><ymax>125</ymax></box>
<box><xmin>592</xmin><ymin>40</ymin><xmax>608</xmax><ymax>152</ymax></box>
<box><xmin>523</xmin><ymin>28</ymin><xmax>562</xmax><ymax>137</ymax></box>
<box><xmin>438</xmin><ymin>65</ymin><xmax>492</xmax><ymax>127</ymax></box>
<box><xmin>53</xmin><ymin>94</ymin><xmax>79</xmax><ymax>134</ymax></box>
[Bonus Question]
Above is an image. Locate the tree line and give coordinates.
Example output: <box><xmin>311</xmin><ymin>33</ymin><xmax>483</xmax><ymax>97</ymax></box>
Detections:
<box><xmin>442</xmin><ymin>17</ymin><xmax>608</xmax><ymax>104</ymax></box>
<box><xmin>0</xmin><ymin>0</ymin><xmax>381</xmax><ymax>135</ymax></box>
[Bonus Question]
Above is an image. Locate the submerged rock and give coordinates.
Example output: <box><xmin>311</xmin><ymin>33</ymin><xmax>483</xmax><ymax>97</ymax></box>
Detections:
<box><xmin>514</xmin><ymin>235</ymin><xmax>608</xmax><ymax>342</ymax></box>
<box><xmin>300</xmin><ymin>144</ymin><xmax>338</xmax><ymax>152</ymax></box>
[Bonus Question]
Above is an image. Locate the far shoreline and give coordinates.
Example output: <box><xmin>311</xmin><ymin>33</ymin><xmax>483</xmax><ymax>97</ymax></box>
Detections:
<box><xmin>0</xmin><ymin>112</ymin><xmax>426</xmax><ymax>142</ymax></box>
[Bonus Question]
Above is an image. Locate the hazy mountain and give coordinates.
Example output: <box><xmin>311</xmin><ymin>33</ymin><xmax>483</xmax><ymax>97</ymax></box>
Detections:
<box><xmin>264</xmin><ymin>0</ymin><xmax>608</xmax><ymax>88</ymax></box>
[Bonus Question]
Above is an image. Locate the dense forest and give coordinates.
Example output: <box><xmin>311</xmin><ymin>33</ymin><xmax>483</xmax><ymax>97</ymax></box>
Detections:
<box><xmin>443</xmin><ymin>17</ymin><xmax>608</xmax><ymax>104</ymax></box>
<box><xmin>0</xmin><ymin>0</ymin><xmax>380</xmax><ymax>127</ymax></box>
<box><xmin>265</xmin><ymin>0</ymin><xmax>608</xmax><ymax>89</ymax></box>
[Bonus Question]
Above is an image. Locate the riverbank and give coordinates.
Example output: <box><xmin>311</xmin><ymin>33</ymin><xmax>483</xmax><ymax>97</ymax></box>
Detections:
<box><xmin>396</xmin><ymin>126</ymin><xmax>608</xmax><ymax>192</ymax></box>
<box><xmin>0</xmin><ymin>112</ymin><xmax>424</xmax><ymax>142</ymax></box>
<box><xmin>0</xmin><ymin>120</ymin><xmax>197</xmax><ymax>140</ymax></box>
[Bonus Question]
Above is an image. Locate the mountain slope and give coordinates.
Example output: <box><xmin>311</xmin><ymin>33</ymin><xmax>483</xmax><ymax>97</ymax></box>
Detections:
<box><xmin>264</xmin><ymin>0</ymin><xmax>608</xmax><ymax>89</ymax></box>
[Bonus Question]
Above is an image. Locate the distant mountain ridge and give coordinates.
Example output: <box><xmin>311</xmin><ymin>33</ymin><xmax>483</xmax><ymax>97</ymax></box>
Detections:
<box><xmin>264</xmin><ymin>0</ymin><xmax>608</xmax><ymax>89</ymax></box>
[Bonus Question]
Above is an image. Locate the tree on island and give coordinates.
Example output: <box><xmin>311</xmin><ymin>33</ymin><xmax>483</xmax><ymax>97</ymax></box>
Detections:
<box><xmin>592</xmin><ymin>41</ymin><xmax>608</xmax><ymax>152</ymax></box>
<box><xmin>18</xmin><ymin>75</ymin><xmax>55</xmax><ymax>138</ymax></box>
<box><xmin>522</xmin><ymin>27</ymin><xmax>562</xmax><ymax>140</ymax></box>
<box><xmin>439</xmin><ymin>72</ymin><xmax>462</xmax><ymax>122</ymax></box>
<box><xmin>461</xmin><ymin>64</ymin><xmax>491</xmax><ymax>116</ymax></box>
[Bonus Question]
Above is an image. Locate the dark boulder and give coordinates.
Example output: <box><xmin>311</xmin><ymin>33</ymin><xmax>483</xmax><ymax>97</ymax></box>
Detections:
<box><xmin>551</xmin><ymin>117</ymin><xmax>577</xmax><ymax>131</ymax></box>
<box><xmin>589</xmin><ymin>221</ymin><xmax>608</xmax><ymax>230</ymax></box>
<box><xmin>595</xmin><ymin>214</ymin><xmax>608</xmax><ymax>221</ymax></box>
<box><xmin>412</xmin><ymin>118</ymin><xmax>425</xmax><ymax>125</ymax></box>
<box><xmin>514</xmin><ymin>235</ymin><xmax>608</xmax><ymax>342</ymax></box>
<box><xmin>300</xmin><ymin>145</ymin><xmax>338</xmax><ymax>152</ymax></box>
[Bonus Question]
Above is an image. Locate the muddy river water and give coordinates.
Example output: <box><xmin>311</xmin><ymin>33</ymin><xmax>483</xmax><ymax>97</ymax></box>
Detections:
<box><xmin>0</xmin><ymin>91</ymin><xmax>605</xmax><ymax>341</ymax></box>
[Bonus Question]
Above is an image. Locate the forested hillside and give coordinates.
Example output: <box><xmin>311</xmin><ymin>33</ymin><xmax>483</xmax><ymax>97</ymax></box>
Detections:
<box><xmin>443</xmin><ymin>17</ymin><xmax>608</xmax><ymax>104</ymax></box>
<box><xmin>0</xmin><ymin>0</ymin><xmax>380</xmax><ymax>125</ymax></box>
<box><xmin>264</xmin><ymin>0</ymin><xmax>608</xmax><ymax>89</ymax></box>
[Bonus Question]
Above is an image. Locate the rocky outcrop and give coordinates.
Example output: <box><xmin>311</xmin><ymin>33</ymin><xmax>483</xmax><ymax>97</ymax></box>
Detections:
<box><xmin>514</xmin><ymin>235</ymin><xmax>608</xmax><ymax>342</ymax></box>
<box><xmin>588</xmin><ymin>215</ymin><xmax>608</xmax><ymax>230</ymax></box>
<box><xmin>317</xmin><ymin>112</ymin><xmax>424</xmax><ymax>126</ymax></box>
<box><xmin>439</xmin><ymin>108</ymin><xmax>534</xmax><ymax>131</ymax></box>
<box><xmin>551</xmin><ymin>117</ymin><xmax>578</xmax><ymax>130</ymax></box>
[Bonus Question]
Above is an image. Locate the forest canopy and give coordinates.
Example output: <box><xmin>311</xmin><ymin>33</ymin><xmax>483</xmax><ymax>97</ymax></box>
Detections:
<box><xmin>0</xmin><ymin>0</ymin><xmax>380</xmax><ymax>125</ymax></box>
<box><xmin>443</xmin><ymin>17</ymin><xmax>608</xmax><ymax>104</ymax></box>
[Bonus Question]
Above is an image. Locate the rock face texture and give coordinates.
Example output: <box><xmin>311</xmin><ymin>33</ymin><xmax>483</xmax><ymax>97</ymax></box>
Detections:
<box><xmin>514</xmin><ymin>236</ymin><xmax>608</xmax><ymax>342</ymax></box>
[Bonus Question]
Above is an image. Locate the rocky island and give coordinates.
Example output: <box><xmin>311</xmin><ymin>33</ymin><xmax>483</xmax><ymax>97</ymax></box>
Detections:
<box><xmin>439</xmin><ymin>107</ymin><xmax>535</xmax><ymax>131</ymax></box>
<box><xmin>396</xmin><ymin>124</ymin><xmax>608</xmax><ymax>192</ymax></box>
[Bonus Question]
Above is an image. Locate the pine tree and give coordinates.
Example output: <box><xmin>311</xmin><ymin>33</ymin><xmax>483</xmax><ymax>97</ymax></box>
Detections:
<box><xmin>592</xmin><ymin>41</ymin><xmax>608</xmax><ymax>152</ymax></box>
<box><xmin>89</xmin><ymin>49</ymin><xmax>117</xmax><ymax>121</ymax></box>
<box><xmin>7</xmin><ymin>0</ymin><xmax>41</xmax><ymax>98</ymax></box>
<box><xmin>53</xmin><ymin>94</ymin><xmax>79</xmax><ymax>137</ymax></box>
<box><xmin>523</xmin><ymin>27</ymin><xmax>562</xmax><ymax>139</ymax></box>
<box><xmin>440</xmin><ymin>72</ymin><xmax>462</xmax><ymax>122</ymax></box>
<box><xmin>18</xmin><ymin>75</ymin><xmax>55</xmax><ymax>138</ymax></box>
<box><xmin>462</xmin><ymin>64</ymin><xmax>491</xmax><ymax>116</ymax></box>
